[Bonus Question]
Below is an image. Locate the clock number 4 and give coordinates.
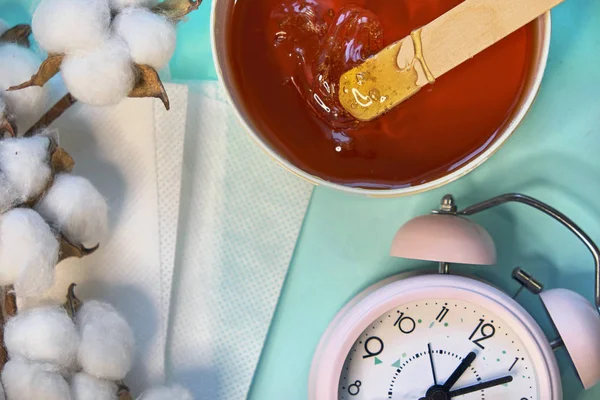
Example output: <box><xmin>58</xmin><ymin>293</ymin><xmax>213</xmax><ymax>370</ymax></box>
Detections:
<box><xmin>468</xmin><ymin>318</ymin><xmax>496</xmax><ymax>349</ymax></box>
<box><xmin>394</xmin><ymin>312</ymin><xmax>416</xmax><ymax>334</ymax></box>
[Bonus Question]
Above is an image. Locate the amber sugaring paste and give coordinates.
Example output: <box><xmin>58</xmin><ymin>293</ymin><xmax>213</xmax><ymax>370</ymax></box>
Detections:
<box><xmin>338</xmin><ymin>28</ymin><xmax>436</xmax><ymax>122</ymax></box>
<box><xmin>229</xmin><ymin>0</ymin><xmax>534</xmax><ymax>189</ymax></box>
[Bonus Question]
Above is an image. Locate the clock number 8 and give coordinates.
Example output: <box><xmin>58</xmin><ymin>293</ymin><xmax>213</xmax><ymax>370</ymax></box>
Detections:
<box><xmin>393</xmin><ymin>312</ymin><xmax>416</xmax><ymax>334</ymax></box>
<box><xmin>468</xmin><ymin>318</ymin><xmax>496</xmax><ymax>349</ymax></box>
<box><xmin>348</xmin><ymin>380</ymin><xmax>361</xmax><ymax>396</ymax></box>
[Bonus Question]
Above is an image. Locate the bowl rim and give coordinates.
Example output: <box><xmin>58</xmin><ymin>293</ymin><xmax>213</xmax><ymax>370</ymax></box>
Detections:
<box><xmin>211</xmin><ymin>6</ymin><xmax>552</xmax><ymax>198</ymax></box>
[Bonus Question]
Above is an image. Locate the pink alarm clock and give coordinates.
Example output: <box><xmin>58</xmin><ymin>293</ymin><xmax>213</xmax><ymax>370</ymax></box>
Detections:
<box><xmin>310</xmin><ymin>194</ymin><xmax>600</xmax><ymax>400</ymax></box>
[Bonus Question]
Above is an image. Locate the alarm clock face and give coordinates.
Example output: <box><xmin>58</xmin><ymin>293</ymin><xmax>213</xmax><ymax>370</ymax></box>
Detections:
<box><xmin>339</xmin><ymin>298</ymin><xmax>538</xmax><ymax>399</ymax></box>
<box><xmin>309</xmin><ymin>275</ymin><xmax>561</xmax><ymax>400</ymax></box>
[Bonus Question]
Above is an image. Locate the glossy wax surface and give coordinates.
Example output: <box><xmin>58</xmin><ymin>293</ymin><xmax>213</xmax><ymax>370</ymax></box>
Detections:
<box><xmin>229</xmin><ymin>0</ymin><xmax>534</xmax><ymax>189</ymax></box>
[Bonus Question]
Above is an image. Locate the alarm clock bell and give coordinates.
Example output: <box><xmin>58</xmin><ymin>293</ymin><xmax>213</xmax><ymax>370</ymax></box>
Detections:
<box><xmin>541</xmin><ymin>288</ymin><xmax>600</xmax><ymax>389</ymax></box>
<box><xmin>391</xmin><ymin>193</ymin><xmax>600</xmax><ymax>390</ymax></box>
<box><xmin>390</xmin><ymin>213</ymin><xmax>497</xmax><ymax>266</ymax></box>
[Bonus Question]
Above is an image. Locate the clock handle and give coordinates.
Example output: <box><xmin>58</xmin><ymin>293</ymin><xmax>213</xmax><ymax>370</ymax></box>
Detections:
<box><xmin>458</xmin><ymin>193</ymin><xmax>600</xmax><ymax>317</ymax></box>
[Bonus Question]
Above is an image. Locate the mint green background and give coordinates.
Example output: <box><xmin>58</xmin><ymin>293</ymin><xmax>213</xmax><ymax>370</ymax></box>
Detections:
<box><xmin>3</xmin><ymin>0</ymin><xmax>600</xmax><ymax>399</ymax></box>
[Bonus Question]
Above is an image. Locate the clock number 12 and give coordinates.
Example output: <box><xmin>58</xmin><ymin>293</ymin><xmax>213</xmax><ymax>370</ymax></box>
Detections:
<box><xmin>468</xmin><ymin>318</ymin><xmax>496</xmax><ymax>349</ymax></box>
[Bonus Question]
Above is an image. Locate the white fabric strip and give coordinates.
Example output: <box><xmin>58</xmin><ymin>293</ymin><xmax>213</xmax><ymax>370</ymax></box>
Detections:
<box><xmin>166</xmin><ymin>81</ymin><xmax>313</xmax><ymax>399</ymax></box>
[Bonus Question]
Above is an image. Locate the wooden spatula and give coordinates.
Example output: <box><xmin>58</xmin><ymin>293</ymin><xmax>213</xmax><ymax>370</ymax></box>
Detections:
<box><xmin>338</xmin><ymin>0</ymin><xmax>564</xmax><ymax>122</ymax></box>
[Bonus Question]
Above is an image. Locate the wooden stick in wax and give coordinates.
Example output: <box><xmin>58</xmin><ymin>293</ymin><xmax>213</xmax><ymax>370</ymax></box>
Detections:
<box><xmin>338</xmin><ymin>0</ymin><xmax>564</xmax><ymax>121</ymax></box>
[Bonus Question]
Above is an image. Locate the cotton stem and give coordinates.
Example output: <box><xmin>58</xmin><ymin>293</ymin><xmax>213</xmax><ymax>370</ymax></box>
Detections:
<box><xmin>4</xmin><ymin>286</ymin><xmax>16</xmax><ymax>318</ymax></box>
<box><xmin>118</xmin><ymin>381</ymin><xmax>134</xmax><ymax>400</ymax></box>
<box><xmin>25</xmin><ymin>93</ymin><xmax>78</xmax><ymax>137</ymax></box>
<box><xmin>0</xmin><ymin>285</ymin><xmax>17</xmax><ymax>370</ymax></box>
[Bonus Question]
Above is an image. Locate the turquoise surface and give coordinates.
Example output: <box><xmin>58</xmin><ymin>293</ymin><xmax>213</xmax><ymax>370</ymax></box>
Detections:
<box><xmin>2</xmin><ymin>0</ymin><xmax>600</xmax><ymax>398</ymax></box>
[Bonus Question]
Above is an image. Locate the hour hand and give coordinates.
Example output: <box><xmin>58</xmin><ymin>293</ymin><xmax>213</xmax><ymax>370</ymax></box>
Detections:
<box><xmin>442</xmin><ymin>351</ymin><xmax>477</xmax><ymax>391</ymax></box>
<box><xmin>449</xmin><ymin>375</ymin><xmax>513</xmax><ymax>397</ymax></box>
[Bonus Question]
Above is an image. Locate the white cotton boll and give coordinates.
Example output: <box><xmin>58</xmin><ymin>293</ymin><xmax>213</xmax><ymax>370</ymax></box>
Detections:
<box><xmin>8</xmin><ymin>353</ymin><xmax>64</xmax><ymax>374</ymax></box>
<box><xmin>61</xmin><ymin>37</ymin><xmax>135</xmax><ymax>106</ymax></box>
<box><xmin>5</xmin><ymin>305</ymin><xmax>79</xmax><ymax>368</ymax></box>
<box><xmin>77</xmin><ymin>300</ymin><xmax>135</xmax><ymax>380</ymax></box>
<box><xmin>0</xmin><ymin>136</ymin><xmax>52</xmax><ymax>202</ymax></box>
<box><xmin>0</xmin><ymin>208</ymin><xmax>59</xmax><ymax>297</ymax></box>
<box><xmin>32</xmin><ymin>0</ymin><xmax>111</xmax><ymax>54</ymax></box>
<box><xmin>35</xmin><ymin>173</ymin><xmax>108</xmax><ymax>247</ymax></box>
<box><xmin>1</xmin><ymin>358</ymin><xmax>72</xmax><ymax>400</ymax></box>
<box><xmin>113</xmin><ymin>7</ymin><xmax>176</xmax><ymax>70</ymax></box>
<box><xmin>71</xmin><ymin>373</ymin><xmax>118</xmax><ymax>400</ymax></box>
<box><xmin>109</xmin><ymin>0</ymin><xmax>158</xmax><ymax>11</ymax></box>
<box><xmin>137</xmin><ymin>385</ymin><xmax>193</xmax><ymax>400</ymax></box>
<box><xmin>0</xmin><ymin>44</ymin><xmax>48</xmax><ymax>127</ymax></box>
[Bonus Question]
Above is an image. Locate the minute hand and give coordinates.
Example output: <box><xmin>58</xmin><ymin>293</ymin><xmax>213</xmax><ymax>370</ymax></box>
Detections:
<box><xmin>449</xmin><ymin>375</ymin><xmax>513</xmax><ymax>397</ymax></box>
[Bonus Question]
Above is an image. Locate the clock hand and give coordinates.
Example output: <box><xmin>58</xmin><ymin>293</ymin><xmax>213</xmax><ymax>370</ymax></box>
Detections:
<box><xmin>442</xmin><ymin>351</ymin><xmax>477</xmax><ymax>391</ymax></box>
<box><xmin>448</xmin><ymin>375</ymin><xmax>513</xmax><ymax>397</ymax></box>
<box><xmin>427</xmin><ymin>343</ymin><xmax>437</xmax><ymax>385</ymax></box>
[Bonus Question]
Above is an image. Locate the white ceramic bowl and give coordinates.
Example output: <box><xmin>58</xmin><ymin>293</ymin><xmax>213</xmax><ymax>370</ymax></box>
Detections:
<box><xmin>212</xmin><ymin>5</ymin><xmax>551</xmax><ymax>197</ymax></box>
